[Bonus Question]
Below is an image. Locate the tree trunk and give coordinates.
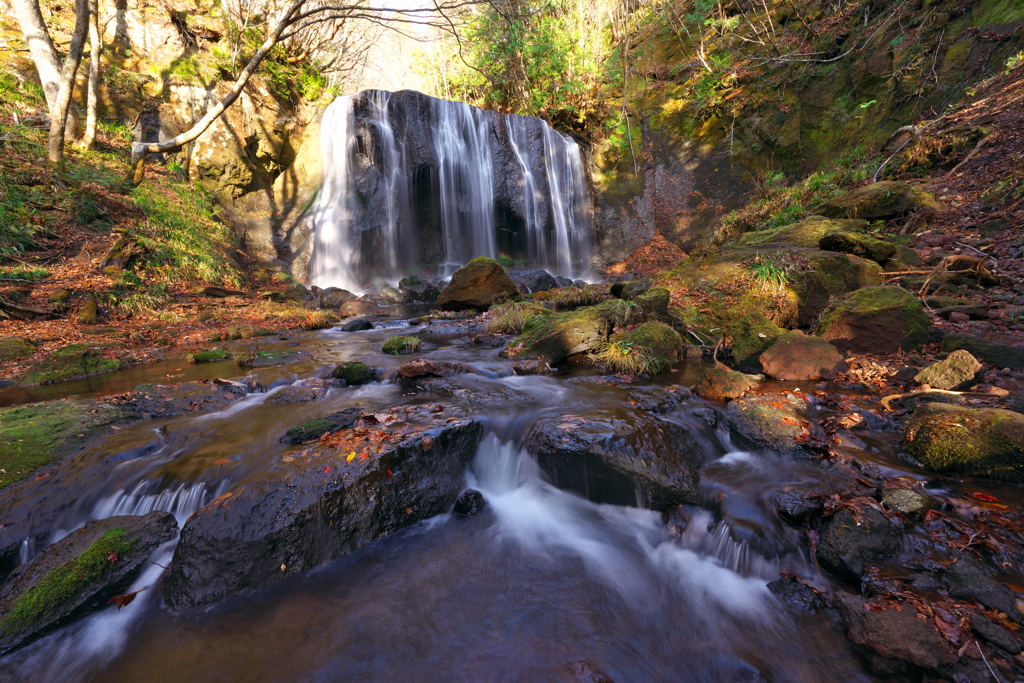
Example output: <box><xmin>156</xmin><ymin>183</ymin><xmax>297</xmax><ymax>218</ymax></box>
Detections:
<box><xmin>48</xmin><ymin>0</ymin><xmax>90</xmax><ymax>164</ymax></box>
<box><xmin>80</xmin><ymin>0</ymin><xmax>101</xmax><ymax>151</ymax></box>
<box><xmin>11</xmin><ymin>0</ymin><xmax>83</xmax><ymax>139</ymax></box>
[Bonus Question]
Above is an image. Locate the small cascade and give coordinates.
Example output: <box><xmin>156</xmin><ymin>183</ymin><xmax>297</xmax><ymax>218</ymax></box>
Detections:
<box><xmin>308</xmin><ymin>90</ymin><xmax>592</xmax><ymax>290</ymax></box>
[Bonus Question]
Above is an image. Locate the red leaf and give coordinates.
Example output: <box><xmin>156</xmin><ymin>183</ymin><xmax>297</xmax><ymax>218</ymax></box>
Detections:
<box><xmin>323</xmin><ymin>466</ymin><xmax>331</xmax><ymax>473</ymax></box>
<box><xmin>385</xmin><ymin>468</ymin><xmax>393</xmax><ymax>479</ymax></box>
<box><xmin>972</xmin><ymin>492</ymin><xmax>999</xmax><ymax>502</ymax></box>
<box><xmin>108</xmin><ymin>587</ymin><xmax>146</xmax><ymax>611</ymax></box>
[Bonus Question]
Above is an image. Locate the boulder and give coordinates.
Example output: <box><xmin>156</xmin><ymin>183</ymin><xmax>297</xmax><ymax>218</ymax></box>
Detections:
<box><xmin>913</xmin><ymin>350</ymin><xmax>982</xmax><ymax>390</ymax></box>
<box><xmin>815</xmin><ymin>507</ymin><xmax>902</xmax><ymax>581</ymax></box>
<box><xmin>0</xmin><ymin>337</ymin><xmax>35</xmax><ymax>362</ymax></box>
<box><xmin>818</xmin><ymin>232</ymin><xmax>897</xmax><ymax>264</ymax></box>
<box><xmin>0</xmin><ymin>511</ymin><xmax>177</xmax><ymax>655</ymax></box>
<box><xmin>695</xmin><ymin>367</ymin><xmax>759</xmax><ymax>400</ymax></box>
<box><xmin>339</xmin><ymin>301</ymin><xmax>379</xmax><ymax>318</ymax></box>
<box><xmin>437</xmin><ymin>257</ymin><xmax>519</xmax><ymax>311</ymax></box>
<box><xmin>971</xmin><ymin>614</ymin><xmax>1022</xmax><ymax>654</ymax></box>
<box><xmin>20</xmin><ymin>344</ymin><xmax>124</xmax><ymax>385</ymax></box>
<box><xmin>502</xmin><ymin>303</ymin><xmax>614</xmax><ymax>364</ymax></box>
<box><xmin>280</xmin><ymin>407</ymin><xmax>362</xmax><ymax>445</ymax></box>
<box><xmin>759</xmin><ymin>331</ymin><xmax>846</xmax><ymax>380</ymax></box>
<box><xmin>319</xmin><ymin>287</ymin><xmax>358</xmax><ymax>309</ymax></box>
<box><xmin>816</xmin><ymin>286</ymin><xmax>929</xmax><ymax>354</ymax></box>
<box><xmin>903</xmin><ymin>403</ymin><xmax>1024</xmax><ymax>482</ymax></box>
<box><xmin>737</xmin><ymin>216</ymin><xmax>868</xmax><ymax>248</ymax></box>
<box><xmin>728</xmin><ymin>312</ymin><xmax>784</xmax><ymax>372</ymax></box>
<box><xmin>525</xmin><ymin>410</ymin><xmax>715</xmax><ymax>508</ymax></box>
<box><xmin>512</xmin><ymin>359</ymin><xmax>550</xmax><ymax>376</ymax></box>
<box><xmin>510</xmin><ymin>269</ymin><xmax>558</xmax><ymax>294</ymax></box>
<box><xmin>726</xmin><ymin>393</ymin><xmax>809</xmax><ymax>454</ymax></box>
<box><xmin>340</xmin><ymin>318</ymin><xmax>374</xmax><ymax>332</ymax></box>
<box><xmin>392</xmin><ymin>358</ymin><xmax>464</xmax><ymax>384</ymax></box>
<box><xmin>943</xmin><ymin>557</ymin><xmax>1024</xmax><ymax>618</ymax></box>
<box><xmin>815</xmin><ymin>181</ymin><xmax>941</xmax><ymax>220</ymax></box>
<box><xmin>163</xmin><ymin>408</ymin><xmax>483</xmax><ymax>608</ymax></box>
<box><xmin>879</xmin><ymin>488</ymin><xmax>934</xmax><ymax>514</ymax></box>
<box><xmin>452</xmin><ymin>489</ymin><xmax>486</xmax><ymax>515</ymax></box>
<box><xmin>940</xmin><ymin>333</ymin><xmax>1024</xmax><ymax>370</ymax></box>
<box><xmin>398</xmin><ymin>276</ymin><xmax>440</xmax><ymax>303</ymax></box>
<box><xmin>767</xmin><ymin>576</ymin><xmax>826</xmax><ymax>612</ymax></box>
<box><xmin>331</xmin><ymin>361</ymin><xmax>374</xmax><ymax>385</ymax></box>
<box><xmin>632</xmin><ymin>287</ymin><xmax>670</xmax><ymax>319</ymax></box>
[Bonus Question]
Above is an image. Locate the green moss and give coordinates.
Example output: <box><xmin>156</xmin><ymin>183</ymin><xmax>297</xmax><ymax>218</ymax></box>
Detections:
<box><xmin>21</xmin><ymin>344</ymin><xmax>124</xmax><ymax>385</ymax></box>
<box><xmin>186</xmin><ymin>349</ymin><xmax>231</xmax><ymax>363</ymax></box>
<box><xmin>78</xmin><ymin>294</ymin><xmax>98</xmax><ymax>324</ymax></box>
<box><xmin>505</xmin><ymin>302</ymin><xmax>616</xmax><ymax>363</ymax></box>
<box><xmin>382</xmin><ymin>336</ymin><xmax>422</xmax><ymax>355</ymax></box>
<box><xmin>737</xmin><ymin>217</ymin><xmax>867</xmax><ymax>248</ymax></box>
<box><xmin>729</xmin><ymin>312</ymin><xmax>784</xmax><ymax>371</ymax></box>
<box><xmin>817</xmin><ymin>285</ymin><xmax>929</xmax><ymax>350</ymax></box>
<box><xmin>332</xmin><ymin>361</ymin><xmax>372</xmax><ymax>384</ymax></box>
<box><xmin>0</xmin><ymin>337</ymin><xmax>35</xmax><ymax>362</ymax></box>
<box><xmin>0</xmin><ymin>529</ymin><xmax>136</xmax><ymax>635</ymax></box>
<box><xmin>604</xmin><ymin>322</ymin><xmax>684</xmax><ymax>374</ymax></box>
<box><xmin>904</xmin><ymin>403</ymin><xmax>1024</xmax><ymax>481</ymax></box>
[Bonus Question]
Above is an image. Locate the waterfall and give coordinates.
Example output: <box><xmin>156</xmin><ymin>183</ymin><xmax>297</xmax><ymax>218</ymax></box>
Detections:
<box><xmin>308</xmin><ymin>90</ymin><xmax>592</xmax><ymax>290</ymax></box>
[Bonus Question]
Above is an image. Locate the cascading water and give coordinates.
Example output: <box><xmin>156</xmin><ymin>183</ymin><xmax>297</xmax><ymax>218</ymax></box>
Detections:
<box><xmin>307</xmin><ymin>90</ymin><xmax>592</xmax><ymax>290</ymax></box>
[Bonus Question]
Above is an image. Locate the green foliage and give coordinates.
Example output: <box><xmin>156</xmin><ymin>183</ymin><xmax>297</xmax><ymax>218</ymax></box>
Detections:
<box><xmin>548</xmin><ymin>285</ymin><xmax>611</xmax><ymax>310</ymax></box>
<box><xmin>382</xmin><ymin>335</ymin><xmax>423</xmax><ymax>355</ymax></box>
<box><xmin>1006</xmin><ymin>51</ymin><xmax>1024</xmax><ymax>75</ymax></box>
<box><xmin>0</xmin><ymin>267</ymin><xmax>48</xmax><ymax>282</ymax></box>
<box><xmin>186</xmin><ymin>349</ymin><xmax>231</xmax><ymax>363</ymax></box>
<box><xmin>0</xmin><ymin>529</ymin><xmax>135</xmax><ymax>635</ymax></box>
<box><xmin>749</xmin><ymin>254</ymin><xmax>789</xmax><ymax>290</ymax></box>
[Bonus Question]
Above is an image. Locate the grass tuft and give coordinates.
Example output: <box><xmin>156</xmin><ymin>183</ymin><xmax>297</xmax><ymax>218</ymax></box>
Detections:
<box><xmin>485</xmin><ymin>301</ymin><xmax>550</xmax><ymax>334</ymax></box>
<box><xmin>591</xmin><ymin>340</ymin><xmax>667</xmax><ymax>376</ymax></box>
<box><xmin>382</xmin><ymin>336</ymin><xmax>422</xmax><ymax>355</ymax></box>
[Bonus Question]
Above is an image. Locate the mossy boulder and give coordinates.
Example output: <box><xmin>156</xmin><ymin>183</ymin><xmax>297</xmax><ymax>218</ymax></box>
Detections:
<box><xmin>728</xmin><ymin>312</ymin><xmax>784</xmax><ymax>372</ymax></box>
<box><xmin>0</xmin><ymin>512</ymin><xmax>178</xmax><ymax>655</ymax></box>
<box><xmin>47</xmin><ymin>289</ymin><xmax>71</xmax><ymax>314</ymax></box>
<box><xmin>633</xmin><ymin>287</ymin><xmax>670</xmax><ymax>319</ymax></box>
<box><xmin>0</xmin><ymin>337</ymin><xmax>35</xmax><ymax>362</ymax></box>
<box><xmin>883</xmin><ymin>245</ymin><xmax>924</xmax><ymax>271</ymax></box>
<box><xmin>737</xmin><ymin>216</ymin><xmax>868</xmax><ymax>248</ymax></box>
<box><xmin>503</xmin><ymin>303</ymin><xmax>615</xmax><ymax>364</ymax></box>
<box><xmin>331</xmin><ymin>361</ymin><xmax>374</xmax><ymax>384</ymax></box>
<box><xmin>606</xmin><ymin>322</ymin><xmax>684</xmax><ymax>373</ymax></box>
<box><xmin>914</xmin><ymin>350</ymin><xmax>982</xmax><ymax>390</ymax></box>
<box><xmin>77</xmin><ymin>294</ymin><xmax>98</xmax><ymax>325</ymax></box>
<box><xmin>816</xmin><ymin>286</ymin><xmax>930</xmax><ymax>354</ymax></box>
<box><xmin>940</xmin><ymin>334</ymin><xmax>1024</xmax><ymax>371</ymax></box>
<box><xmin>815</xmin><ymin>181</ymin><xmax>941</xmax><ymax>220</ymax></box>
<box><xmin>280</xmin><ymin>407</ymin><xmax>362</xmax><ymax>445</ymax></box>
<box><xmin>187</xmin><ymin>349</ymin><xmax>231</xmax><ymax>363</ymax></box>
<box><xmin>437</xmin><ymin>257</ymin><xmax>519</xmax><ymax>311</ymax></box>
<box><xmin>818</xmin><ymin>232</ymin><xmax>897</xmax><ymax>264</ymax></box>
<box><xmin>904</xmin><ymin>403</ymin><xmax>1024</xmax><ymax>482</ymax></box>
<box><xmin>695</xmin><ymin>367</ymin><xmax>759</xmax><ymax>400</ymax></box>
<box><xmin>20</xmin><ymin>344</ymin><xmax>124</xmax><ymax>385</ymax></box>
<box><xmin>760</xmin><ymin>331</ymin><xmax>846</xmax><ymax>380</ymax></box>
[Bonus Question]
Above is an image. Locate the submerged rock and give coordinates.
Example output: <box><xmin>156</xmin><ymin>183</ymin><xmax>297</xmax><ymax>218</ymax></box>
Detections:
<box><xmin>815</xmin><ymin>181</ymin><xmax>941</xmax><ymax>220</ymax></box>
<box><xmin>815</xmin><ymin>507</ymin><xmax>902</xmax><ymax>581</ymax></box>
<box><xmin>452</xmin><ymin>489</ymin><xmax>486</xmax><ymax>515</ymax></box>
<box><xmin>164</xmin><ymin>408</ymin><xmax>483</xmax><ymax>608</ymax></box>
<box><xmin>437</xmin><ymin>257</ymin><xmax>519</xmax><ymax>311</ymax></box>
<box><xmin>694</xmin><ymin>367</ymin><xmax>758</xmax><ymax>401</ymax></box>
<box><xmin>913</xmin><ymin>349</ymin><xmax>982</xmax><ymax>390</ymax></box>
<box><xmin>525</xmin><ymin>410</ymin><xmax>715</xmax><ymax>508</ymax></box>
<box><xmin>759</xmin><ymin>331</ymin><xmax>846</xmax><ymax>380</ymax></box>
<box><xmin>280</xmin><ymin>407</ymin><xmax>362</xmax><ymax>444</ymax></box>
<box><xmin>0</xmin><ymin>511</ymin><xmax>177</xmax><ymax>655</ymax></box>
<box><xmin>903</xmin><ymin>403</ymin><xmax>1024</xmax><ymax>482</ymax></box>
<box><xmin>816</xmin><ymin>286</ymin><xmax>930</xmax><ymax>354</ymax></box>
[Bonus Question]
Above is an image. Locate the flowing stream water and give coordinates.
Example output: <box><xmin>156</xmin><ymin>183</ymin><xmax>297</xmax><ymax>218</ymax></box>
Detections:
<box><xmin>0</xmin><ymin>316</ymin><xmax>938</xmax><ymax>682</ymax></box>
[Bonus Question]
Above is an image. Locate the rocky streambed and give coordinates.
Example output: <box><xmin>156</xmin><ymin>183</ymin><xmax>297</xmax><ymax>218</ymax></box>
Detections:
<box><xmin>0</xmin><ymin>307</ymin><xmax>1022</xmax><ymax>682</ymax></box>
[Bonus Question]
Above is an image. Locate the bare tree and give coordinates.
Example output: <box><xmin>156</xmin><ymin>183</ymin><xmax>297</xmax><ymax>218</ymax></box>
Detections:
<box><xmin>80</xmin><ymin>0</ymin><xmax>102</xmax><ymax>151</ymax></box>
<box><xmin>129</xmin><ymin>0</ymin><xmax>481</xmax><ymax>184</ymax></box>
<box><xmin>47</xmin><ymin>0</ymin><xmax>90</xmax><ymax>163</ymax></box>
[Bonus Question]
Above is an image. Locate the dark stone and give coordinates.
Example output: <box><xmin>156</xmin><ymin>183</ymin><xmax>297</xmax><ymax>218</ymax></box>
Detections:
<box><xmin>626</xmin><ymin>386</ymin><xmax>680</xmax><ymax>413</ymax></box>
<box><xmin>767</xmin><ymin>576</ymin><xmax>825</xmax><ymax>612</ymax></box>
<box><xmin>398</xmin><ymin>276</ymin><xmax>440</xmax><ymax>303</ymax></box>
<box><xmin>472</xmin><ymin>333</ymin><xmax>511</xmax><ymax>348</ymax></box>
<box><xmin>512</xmin><ymin>359</ymin><xmax>550</xmax><ymax>375</ymax></box>
<box><xmin>164</xmin><ymin>414</ymin><xmax>484</xmax><ymax>608</ymax></box>
<box><xmin>267</xmin><ymin>385</ymin><xmax>327</xmax><ymax>404</ymax></box>
<box><xmin>944</xmin><ymin>558</ymin><xmax>1024</xmax><ymax>617</ymax></box>
<box><xmin>392</xmin><ymin>358</ymin><xmax>464</xmax><ymax>384</ymax></box>
<box><xmin>620</xmin><ymin>279</ymin><xmax>653</xmax><ymax>299</ymax></box>
<box><xmin>691</xmin><ymin>407</ymin><xmax>718</xmax><ymax>427</ymax></box>
<box><xmin>319</xmin><ymin>287</ymin><xmax>358</xmax><ymax>309</ymax></box>
<box><xmin>280</xmin><ymin>407</ymin><xmax>362</xmax><ymax>444</ymax></box>
<box><xmin>510</xmin><ymin>269</ymin><xmax>558</xmax><ymax>293</ymax></box>
<box><xmin>725</xmin><ymin>393</ymin><xmax>809</xmax><ymax>454</ymax></box>
<box><xmin>0</xmin><ymin>511</ymin><xmax>177</xmax><ymax>655</ymax></box>
<box><xmin>341</xmin><ymin>318</ymin><xmax>374</xmax><ymax>332</ymax></box>
<box><xmin>775</xmin><ymin>490</ymin><xmax>823</xmax><ymax>523</ymax></box>
<box><xmin>452</xmin><ymin>489</ymin><xmax>486</xmax><ymax>515</ymax></box>
<box><xmin>970</xmin><ymin>613</ymin><xmax>1021</xmax><ymax>654</ymax></box>
<box><xmin>331</xmin><ymin>361</ymin><xmax>374</xmax><ymax>385</ymax></box>
<box><xmin>816</xmin><ymin>508</ymin><xmax>902</xmax><ymax>581</ymax></box>
<box><xmin>572</xmin><ymin>661</ymin><xmax>614</xmax><ymax>683</ymax></box>
<box><xmin>525</xmin><ymin>410</ymin><xmax>716</xmax><ymax>508</ymax></box>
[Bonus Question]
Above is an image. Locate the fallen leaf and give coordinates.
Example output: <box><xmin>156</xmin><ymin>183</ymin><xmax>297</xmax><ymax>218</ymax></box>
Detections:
<box><xmin>213</xmin><ymin>458</ymin><xmax>231</xmax><ymax>466</ymax></box>
<box><xmin>972</xmin><ymin>492</ymin><xmax>999</xmax><ymax>502</ymax></box>
<box><xmin>347</xmin><ymin>451</ymin><xmax>356</xmax><ymax>462</ymax></box>
<box><xmin>108</xmin><ymin>587</ymin><xmax>146</xmax><ymax>611</ymax></box>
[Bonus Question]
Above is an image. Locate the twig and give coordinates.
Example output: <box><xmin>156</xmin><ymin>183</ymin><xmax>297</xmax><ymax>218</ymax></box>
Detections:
<box><xmin>880</xmin><ymin>386</ymin><xmax>992</xmax><ymax>411</ymax></box>
<box><xmin>944</xmin><ymin>134</ymin><xmax>994</xmax><ymax>179</ymax></box>
<box><xmin>977</xmin><ymin>640</ymin><xmax>1005</xmax><ymax>683</ymax></box>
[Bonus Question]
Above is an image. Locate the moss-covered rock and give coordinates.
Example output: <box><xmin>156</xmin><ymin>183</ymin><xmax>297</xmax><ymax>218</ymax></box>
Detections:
<box><xmin>728</xmin><ymin>312</ymin><xmax>784</xmax><ymax>372</ymax></box>
<box><xmin>280</xmin><ymin>407</ymin><xmax>362</xmax><ymax>445</ymax></box>
<box><xmin>816</xmin><ymin>285</ymin><xmax>930</xmax><ymax>354</ymax></box>
<box><xmin>695</xmin><ymin>367</ymin><xmax>759</xmax><ymax>400</ymax></box>
<box><xmin>914</xmin><ymin>350</ymin><xmax>982</xmax><ymax>390</ymax></box>
<box><xmin>904</xmin><ymin>403</ymin><xmax>1024</xmax><ymax>482</ymax></box>
<box><xmin>726</xmin><ymin>393</ymin><xmax>810</xmax><ymax>454</ymax></box>
<box><xmin>437</xmin><ymin>257</ymin><xmax>519</xmax><ymax>311</ymax></box>
<box><xmin>760</xmin><ymin>331</ymin><xmax>847</xmax><ymax>380</ymax></box>
<box><xmin>633</xmin><ymin>287</ymin><xmax>670</xmax><ymax>319</ymax></box>
<box><xmin>77</xmin><ymin>294</ymin><xmax>98</xmax><ymax>325</ymax></box>
<box><xmin>883</xmin><ymin>245</ymin><xmax>925</xmax><ymax>271</ymax></box>
<box><xmin>737</xmin><ymin>216</ymin><xmax>867</xmax><ymax>248</ymax></box>
<box><xmin>815</xmin><ymin>181</ymin><xmax>942</xmax><ymax>220</ymax></box>
<box><xmin>382</xmin><ymin>336</ymin><xmax>422</xmax><ymax>355</ymax></box>
<box><xmin>602</xmin><ymin>322</ymin><xmax>684</xmax><ymax>374</ymax></box>
<box><xmin>940</xmin><ymin>334</ymin><xmax>1024</xmax><ymax>371</ymax></box>
<box><xmin>20</xmin><ymin>344</ymin><xmax>124</xmax><ymax>385</ymax></box>
<box><xmin>818</xmin><ymin>232</ymin><xmax>897</xmax><ymax>264</ymax></box>
<box><xmin>503</xmin><ymin>302</ymin><xmax>615</xmax><ymax>364</ymax></box>
<box><xmin>186</xmin><ymin>349</ymin><xmax>231</xmax><ymax>363</ymax></box>
<box><xmin>0</xmin><ymin>512</ymin><xmax>177</xmax><ymax>655</ymax></box>
<box><xmin>0</xmin><ymin>337</ymin><xmax>35</xmax><ymax>362</ymax></box>
<box><xmin>331</xmin><ymin>361</ymin><xmax>373</xmax><ymax>384</ymax></box>
<box><xmin>47</xmin><ymin>289</ymin><xmax>71</xmax><ymax>314</ymax></box>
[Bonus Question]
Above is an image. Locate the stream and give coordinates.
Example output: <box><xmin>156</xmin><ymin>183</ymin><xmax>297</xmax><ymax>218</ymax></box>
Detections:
<box><xmin>0</xmin><ymin>316</ymin><xmax>1018</xmax><ymax>682</ymax></box>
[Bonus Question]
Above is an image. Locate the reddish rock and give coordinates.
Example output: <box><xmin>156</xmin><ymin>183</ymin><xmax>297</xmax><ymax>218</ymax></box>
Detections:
<box><xmin>694</xmin><ymin>367</ymin><xmax>758</xmax><ymax>400</ymax></box>
<box><xmin>759</xmin><ymin>331</ymin><xmax>846</xmax><ymax>380</ymax></box>
<box><xmin>393</xmin><ymin>358</ymin><xmax>464</xmax><ymax>383</ymax></box>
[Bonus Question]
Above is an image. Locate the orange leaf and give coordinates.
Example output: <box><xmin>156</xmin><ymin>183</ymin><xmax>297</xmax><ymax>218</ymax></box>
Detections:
<box><xmin>108</xmin><ymin>587</ymin><xmax>146</xmax><ymax>611</ymax></box>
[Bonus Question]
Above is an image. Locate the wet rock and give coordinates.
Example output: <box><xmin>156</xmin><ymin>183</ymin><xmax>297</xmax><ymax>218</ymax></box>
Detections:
<box><xmin>525</xmin><ymin>410</ymin><xmax>715</xmax><ymax>508</ymax></box>
<box><xmin>737</xmin><ymin>216</ymin><xmax>868</xmax><ymax>248</ymax></box>
<box><xmin>398</xmin><ymin>275</ymin><xmax>440</xmax><ymax>303</ymax></box>
<box><xmin>267</xmin><ymin>385</ymin><xmax>328</xmax><ymax>404</ymax></box>
<box><xmin>437</xmin><ymin>257</ymin><xmax>519</xmax><ymax>311</ymax></box>
<box><xmin>0</xmin><ymin>337</ymin><xmax>35</xmax><ymax>362</ymax></box>
<box><xmin>970</xmin><ymin>613</ymin><xmax>1022</xmax><ymax>654</ymax></box>
<box><xmin>728</xmin><ymin>312</ymin><xmax>783</xmax><ymax>372</ymax></box>
<box><xmin>510</xmin><ymin>269</ymin><xmax>558</xmax><ymax>294</ymax></box>
<box><xmin>0</xmin><ymin>511</ymin><xmax>177</xmax><ymax>655</ymax></box>
<box><xmin>816</xmin><ymin>507</ymin><xmax>902</xmax><ymax>581</ymax></box>
<box><xmin>913</xmin><ymin>349</ymin><xmax>982</xmax><ymax>390</ymax></box>
<box><xmin>879</xmin><ymin>488</ymin><xmax>934</xmax><ymax>514</ymax></box>
<box><xmin>512</xmin><ymin>359</ymin><xmax>550</xmax><ymax>375</ymax></box>
<box><xmin>422</xmin><ymin>375</ymin><xmax>534</xmax><ymax>407</ymax></box>
<box><xmin>392</xmin><ymin>358</ymin><xmax>464</xmax><ymax>384</ymax></box>
<box><xmin>331</xmin><ymin>361</ymin><xmax>374</xmax><ymax>385</ymax></box>
<box><xmin>903</xmin><ymin>403</ymin><xmax>1024</xmax><ymax>482</ymax></box>
<box><xmin>379</xmin><ymin>285</ymin><xmax>404</xmax><ymax>304</ymax></box>
<box><xmin>726</xmin><ymin>393</ymin><xmax>809</xmax><ymax>453</ymax></box>
<box><xmin>572</xmin><ymin>661</ymin><xmax>614</xmax><ymax>683</ymax></box>
<box><xmin>767</xmin><ymin>576</ymin><xmax>825</xmax><ymax>612</ymax></box>
<box><xmin>815</xmin><ymin>181</ymin><xmax>941</xmax><ymax>220</ymax></box>
<box><xmin>943</xmin><ymin>558</ymin><xmax>1024</xmax><ymax>617</ymax></box>
<box><xmin>940</xmin><ymin>333</ymin><xmax>1024</xmax><ymax>371</ymax></box>
<box><xmin>691</xmin><ymin>407</ymin><xmax>718</xmax><ymax>427</ymax></box>
<box><xmin>835</xmin><ymin>592</ymin><xmax>956</xmax><ymax>675</ymax></box>
<box><xmin>662</xmin><ymin>505</ymin><xmax>690</xmax><ymax>535</ymax></box>
<box><xmin>339</xmin><ymin>300</ymin><xmax>379</xmax><ymax>318</ymax></box>
<box><xmin>759</xmin><ymin>331</ymin><xmax>846</xmax><ymax>380</ymax></box>
<box><xmin>280</xmin><ymin>407</ymin><xmax>362</xmax><ymax>444</ymax></box>
<box><xmin>626</xmin><ymin>386</ymin><xmax>681</xmax><ymax>413</ymax></box>
<box><xmin>694</xmin><ymin>367</ymin><xmax>758</xmax><ymax>400</ymax></box>
<box><xmin>127</xmin><ymin>379</ymin><xmax>250</xmax><ymax>418</ymax></box>
<box><xmin>818</xmin><ymin>232</ymin><xmax>897</xmax><ymax>264</ymax></box>
<box><xmin>502</xmin><ymin>303</ymin><xmax>613</xmax><ymax>364</ymax></box>
<box><xmin>472</xmin><ymin>333</ymin><xmax>511</xmax><ymax>348</ymax></box>
<box><xmin>319</xmin><ymin>287</ymin><xmax>358</xmax><ymax>309</ymax></box>
<box><xmin>775</xmin><ymin>490</ymin><xmax>823</xmax><ymax>523</ymax></box>
<box><xmin>164</xmin><ymin>411</ymin><xmax>483</xmax><ymax>608</ymax></box>
<box><xmin>20</xmin><ymin>344</ymin><xmax>124</xmax><ymax>385</ymax></box>
<box><xmin>452</xmin><ymin>489</ymin><xmax>486</xmax><ymax>515</ymax></box>
<box><xmin>816</xmin><ymin>286</ymin><xmax>930</xmax><ymax>354</ymax></box>
<box><xmin>340</xmin><ymin>318</ymin><xmax>374</xmax><ymax>332</ymax></box>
